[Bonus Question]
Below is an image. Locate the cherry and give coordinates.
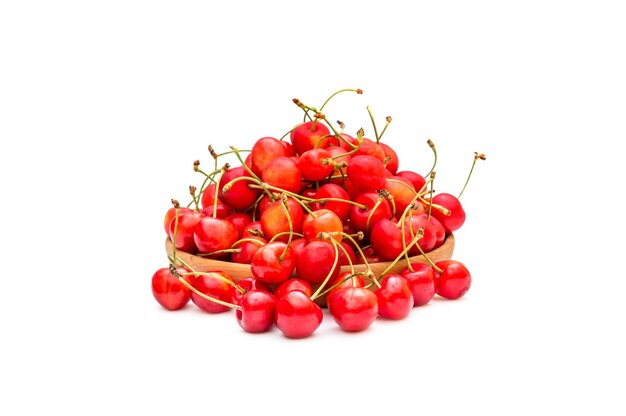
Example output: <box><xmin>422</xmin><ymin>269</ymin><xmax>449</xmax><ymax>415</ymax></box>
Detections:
<box><xmin>370</xmin><ymin>218</ymin><xmax>404</xmax><ymax>261</ymax></box>
<box><xmin>164</xmin><ymin>205</ymin><xmax>192</xmax><ymax>234</ymax></box>
<box><xmin>274</xmin><ymin>278</ymin><xmax>313</xmax><ymax>299</ymax></box>
<box><xmin>298</xmin><ymin>148</ymin><xmax>334</xmax><ymax>181</ymax></box>
<box><xmin>311</xmin><ymin>183</ymin><xmax>351</xmax><ymax>222</ymax></box>
<box><xmin>401</xmin><ymin>263</ymin><xmax>436</xmax><ymax>306</ymax></box>
<box><xmin>231</xmin><ymin>276</ymin><xmax>271</xmax><ymax>305</ymax></box>
<box><xmin>230</xmin><ymin>237</ymin><xmax>266</xmax><ymax>264</ymax></box>
<box><xmin>260</xmin><ymin>197</ymin><xmax>304</xmax><ymax>242</ymax></box>
<box><xmin>431</xmin><ymin>193</ymin><xmax>466</xmax><ymax>233</ymax></box>
<box><xmin>219</xmin><ymin>166</ymin><xmax>259</xmax><ymax>211</ymax></box>
<box><xmin>290</xmin><ymin>121</ymin><xmax>331</xmax><ymax>156</ymax></box>
<box><xmin>236</xmin><ymin>290</ymin><xmax>277</xmax><ymax>333</ymax></box>
<box><xmin>243</xmin><ymin>221</ymin><xmax>264</xmax><ymax>238</ymax></box>
<box><xmin>296</xmin><ymin>241</ymin><xmax>340</xmax><ymax>285</ymax></box>
<box><xmin>199</xmin><ymin>183</ymin><xmax>219</xmax><ymax>209</ymax></box>
<box><xmin>289</xmin><ymin>238</ymin><xmax>307</xmax><ymax>259</ymax></box>
<box><xmin>250</xmin><ymin>241</ymin><xmax>296</xmax><ymax>285</ymax></box>
<box><xmin>151</xmin><ymin>266</ymin><xmax>193</xmax><ymax>310</ymax></box>
<box><xmin>375</xmin><ymin>275</ymin><xmax>413</xmax><ymax>320</ymax></box>
<box><xmin>434</xmin><ymin>260</ymin><xmax>471</xmax><ymax>300</ymax></box>
<box><xmin>380</xmin><ymin>142</ymin><xmax>399</xmax><ymax>174</ymax></box>
<box><xmin>275</xmin><ymin>291</ymin><xmax>323</xmax><ymax>338</ymax></box>
<box><xmin>396</xmin><ymin>171</ymin><xmax>426</xmax><ymax>193</ymax></box>
<box><xmin>250</xmin><ymin>137</ymin><xmax>290</xmax><ymax>177</ymax></box>
<box><xmin>193</xmin><ymin>217</ymin><xmax>238</xmax><ymax>256</ymax></box>
<box><xmin>418</xmin><ymin>213</ymin><xmax>445</xmax><ymax>248</ymax></box>
<box><xmin>354</xmin><ymin>138</ymin><xmax>385</xmax><ymax>161</ymax></box>
<box><xmin>200</xmin><ymin>200</ymin><xmax>233</xmax><ymax>219</ymax></box>
<box><xmin>168</xmin><ymin>210</ymin><xmax>203</xmax><ymax>253</ymax></box>
<box><xmin>349</xmin><ymin>192</ymin><xmax>391</xmax><ymax>233</ymax></box>
<box><xmin>326</xmin><ymin>146</ymin><xmax>351</xmax><ymax>177</ymax></box>
<box><xmin>347</xmin><ymin>155</ymin><xmax>387</xmax><ymax>192</ymax></box>
<box><xmin>326</xmin><ymin>272</ymin><xmax>366</xmax><ymax>307</ymax></box>
<box><xmin>226</xmin><ymin>213</ymin><xmax>252</xmax><ymax>239</ymax></box>
<box><xmin>191</xmin><ymin>272</ymin><xmax>235</xmax><ymax>314</ymax></box>
<box><xmin>383</xmin><ymin>176</ymin><xmax>416</xmax><ymax>219</ymax></box>
<box><xmin>338</xmin><ymin>241</ymin><xmax>357</xmax><ymax>266</ymax></box>
<box><xmin>302</xmin><ymin>209</ymin><xmax>343</xmax><ymax>243</ymax></box>
<box><xmin>403</xmin><ymin>214</ymin><xmax>436</xmax><ymax>255</ymax></box>
<box><xmin>261</xmin><ymin>156</ymin><xmax>302</xmax><ymax>194</ymax></box>
<box><xmin>329</xmin><ymin>287</ymin><xmax>378</xmax><ymax>332</ymax></box>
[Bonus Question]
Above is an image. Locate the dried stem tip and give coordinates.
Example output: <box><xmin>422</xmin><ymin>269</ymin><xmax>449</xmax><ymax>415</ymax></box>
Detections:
<box><xmin>208</xmin><ymin>145</ymin><xmax>218</xmax><ymax>160</ymax></box>
<box><xmin>314</xmin><ymin>112</ymin><xmax>326</xmax><ymax>120</ymax></box>
<box><xmin>427</xmin><ymin>139</ymin><xmax>435</xmax><ymax>149</ymax></box>
<box><xmin>356</xmin><ymin>89</ymin><xmax>363</xmax><ymax>94</ymax></box>
<box><xmin>292</xmin><ymin>98</ymin><xmax>304</xmax><ymax>108</ymax></box>
<box><xmin>189</xmin><ymin>186</ymin><xmax>197</xmax><ymax>196</ymax></box>
<box><xmin>475</xmin><ymin>152</ymin><xmax>486</xmax><ymax>160</ymax></box>
<box><xmin>385</xmin><ymin>116</ymin><xmax>392</xmax><ymax>123</ymax></box>
<box><xmin>193</xmin><ymin>160</ymin><xmax>200</xmax><ymax>172</ymax></box>
<box><xmin>171</xmin><ymin>199</ymin><xmax>180</xmax><ymax>208</ymax></box>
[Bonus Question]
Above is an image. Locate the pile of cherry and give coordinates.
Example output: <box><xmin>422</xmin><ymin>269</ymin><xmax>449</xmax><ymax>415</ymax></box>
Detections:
<box><xmin>152</xmin><ymin>89</ymin><xmax>484</xmax><ymax>338</ymax></box>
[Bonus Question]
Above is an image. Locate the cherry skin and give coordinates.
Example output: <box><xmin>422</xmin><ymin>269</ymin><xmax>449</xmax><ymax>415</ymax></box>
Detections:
<box><xmin>191</xmin><ymin>272</ymin><xmax>234</xmax><ymax>314</ymax></box>
<box><xmin>260</xmin><ymin>197</ymin><xmax>304</xmax><ymax>242</ymax></box>
<box><xmin>402</xmin><ymin>214</ymin><xmax>437</xmax><ymax>255</ymax></box>
<box><xmin>219</xmin><ymin>166</ymin><xmax>259</xmax><ymax>211</ymax></box>
<box><xmin>200</xmin><ymin>183</ymin><xmax>218</xmax><ymax>209</ymax></box>
<box><xmin>273</xmin><ymin>278</ymin><xmax>313</xmax><ymax>299</ymax></box>
<box><xmin>434</xmin><ymin>260</ymin><xmax>471</xmax><ymax>300</ymax></box>
<box><xmin>298</xmin><ymin>148</ymin><xmax>334</xmax><ymax>181</ymax></box>
<box><xmin>416</xmin><ymin>213</ymin><xmax>445</xmax><ymax>248</ymax></box>
<box><xmin>231</xmin><ymin>276</ymin><xmax>271</xmax><ymax>305</ymax></box>
<box><xmin>375</xmin><ymin>275</ymin><xmax>414</xmax><ymax>320</ymax></box>
<box><xmin>231</xmin><ymin>236</ymin><xmax>266</xmax><ymax>265</ymax></box>
<box><xmin>302</xmin><ymin>209</ymin><xmax>343</xmax><ymax>243</ymax></box>
<box><xmin>347</xmin><ymin>155</ymin><xmax>387</xmax><ymax>192</ymax></box>
<box><xmin>311</xmin><ymin>183</ymin><xmax>351</xmax><ymax>222</ymax></box>
<box><xmin>151</xmin><ymin>267</ymin><xmax>193</xmax><ymax>310</ymax></box>
<box><xmin>261</xmin><ymin>156</ymin><xmax>302</xmax><ymax>194</ymax></box>
<box><xmin>383</xmin><ymin>176</ymin><xmax>415</xmax><ymax>219</ymax></box>
<box><xmin>226</xmin><ymin>213</ymin><xmax>252</xmax><ymax>239</ymax></box>
<box><xmin>243</xmin><ymin>221</ymin><xmax>264</xmax><ymax>238</ymax></box>
<box><xmin>168</xmin><ymin>211</ymin><xmax>203</xmax><ymax>253</ymax></box>
<box><xmin>329</xmin><ymin>287</ymin><xmax>378</xmax><ymax>332</ymax></box>
<box><xmin>193</xmin><ymin>217</ymin><xmax>238</xmax><ymax>256</ymax></box>
<box><xmin>250</xmin><ymin>136</ymin><xmax>289</xmax><ymax>177</ymax></box>
<box><xmin>236</xmin><ymin>290</ymin><xmax>277</xmax><ymax>333</ymax></box>
<box><xmin>164</xmin><ymin>207</ymin><xmax>192</xmax><ymax>234</ymax></box>
<box><xmin>379</xmin><ymin>142</ymin><xmax>399</xmax><ymax>174</ymax></box>
<box><xmin>326</xmin><ymin>146</ymin><xmax>351</xmax><ymax>177</ymax></box>
<box><xmin>250</xmin><ymin>242</ymin><xmax>296</xmax><ymax>285</ymax></box>
<box><xmin>275</xmin><ymin>291</ymin><xmax>323</xmax><ymax>339</ymax></box>
<box><xmin>289</xmin><ymin>238</ymin><xmax>307</xmax><ymax>260</ymax></box>
<box><xmin>396</xmin><ymin>171</ymin><xmax>426</xmax><ymax>193</ymax></box>
<box><xmin>401</xmin><ymin>263</ymin><xmax>436</xmax><ymax>307</ymax></box>
<box><xmin>290</xmin><ymin>121</ymin><xmax>331</xmax><ymax>156</ymax></box>
<box><xmin>338</xmin><ymin>241</ymin><xmax>357</xmax><ymax>266</ymax></box>
<box><xmin>200</xmin><ymin>200</ymin><xmax>233</xmax><ymax>219</ymax></box>
<box><xmin>326</xmin><ymin>273</ymin><xmax>366</xmax><ymax>307</ymax></box>
<box><xmin>349</xmin><ymin>192</ymin><xmax>391</xmax><ymax>233</ymax></box>
<box><xmin>354</xmin><ymin>138</ymin><xmax>385</xmax><ymax>161</ymax></box>
<box><xmin>296</xmin><ymin>241</ymin><xmax>340</xmax><ymax>285</ymax></box>
<box><xmin>370</xmin><ymin>218</ymin><xmax>404</xmax><ymax>261</ymax></box>
<box><xmin>431</xmin><ymin>193</ymin><xmax>466</xmax><ymax>233</ymax></box>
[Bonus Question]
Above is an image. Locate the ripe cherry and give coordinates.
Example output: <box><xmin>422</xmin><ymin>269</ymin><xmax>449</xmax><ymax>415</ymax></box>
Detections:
<box><xmin>311</xmin><ymin>183</ymin><xmax>351</xmax><ymax>222</ymax></box>
<box><xmin>290</xmin><ymin>121</ymin><xmax>331</xmax><ymax>156</ymax></box>
<box><xmin>349</xmin><ymin>192</ymin><xmax>391</xmax><ymax>233</ymax></box>
<box><xmin>403</xmin><ymin>214</ymin><xmax>436</xmax><ymax>255</ymax></box>
<box><xmin>250</xmin><ymin>241</ymin><xmax>296</xmax><ymax>285</ymax></box>
<box><xmin>200</xmin><ymin>200</ymin><xmax>233</xmax><ymax>219</ymax></box>
<box><xmin>226</xmin><ymin>213</ymin><xmax>252</xmax><ymax>239</ymax></box>
<box><xmin>200</xmin><ymin>183</ymin><xmax>218</xmax><ymax>209</ymax></box>
<box><xmin>383</xmin><ymin>176</ymin><xmax>415</xmax><ymax>219</ymax></box>
<box><xmin>151</xmin><ymin>266</ymin><xmax>193</xmax><ymax>310</ymax></box>
<box><xmin>302</xmin><ymin>209</ymin><xmax>343</xmax><ymax>243</ymax></box>
<box><xmin>434</xmin><ymin>260</ymin><xmax>471</xmax><ymax>300</ymax></box>
<box><xmin>168</xmin><ymin>210</ymin><xmax>203</xmax><ymax>253</ymax></box>
<box><xmin>298</xmin><ymin>148</ymin><xmax>334</xmax><ymax>181</ymax></box>
<box><xmin>375</xmin><ymin>275</ymin><xmax>414</xmax><ymax>320</ymax></box>
<box><xmin>326</xmin><ymin>272</ymin><xmax>366</xmax><ymax>307</ymax></box>
<box><xmin>431</xmin><ymin>193</ymin><xmax>466</xmax><ymax>233</ymax></box>
<box><xmin>401</xmin><ymin>263</ymin><xmax>436</xmax><ymax>306</ymax></box>
<box><xmin>380</xmin><ymin>142</ymin><xmax>399</xmax><ymax>174</ymax></box>
<box><xmin>275</xmin><ymin>291</ymin><xmax>323</xmax><ymax>339</ymax></box>
<box><xmin>191</xmin><ymin>272</ymin><xmax>235</xmax><ymax>314</ymax></box>
<box><xmin>347</xmin><ymin>155</ymin><xmax>387</xmax><ymax>192</ymax></box>
<box><xmin>274</xmin><ymin>278</ymin><xmax>313</xmax><ymax>299</ymax></box>
<box><xmin>230</xmin><ymin>237</ymin><xmax>266</xmax><ymax>264</ymax></box>
<box><xmin>231</xmin><ymin>276</ymin><xmax>271</xmax><ymax>305</ymax></box>
<box><xmin>396</xmin><ymin>171</ymin><xmax>426</xmax><ymax>193</ymax></box>
<box><xmin>296</xmin><ymin>241</ymin><xmax>340</xmax><ymax>285</ymax></box>
<box><xmin>250</xmin><ymin>137</ymin><xmax>290</xmax><ymax>177</ymax></box>
<box><xmin>329</xmin><ymin>287</ymin><xmax>378</xmax><ymax>332</ymax></box>
<box><xmin>261</xmin><ymin>156</ymin><xmax>302</xmax><ymax>194</ymax></box>
<box><xmin>193</xmin><ymin>217</ymin><xmax>238</xmax><ymax>256</ymax></box>
<box><xmin>219</xmin><ymin>166</ymin><xmax>259</xmax><ymax>211</ymax></box>
<box><xmin>164</xmin><ymin>206</ymin><xmax>192</xmax><ymax>234</ymax></box>
<box><xmin>370</xmin><ymin>218</ymin><xmax>404</xmax><ymax>261</ymax></box>
<box><xmin>260</xmin><ymin>197</ymin><xmax>304</xmax><ymax>242</ymax></box>
<box><xmin>354</xmin><ymin>138</ymin><xmax>385</xmax><ymax>161</ymax></box>
<box><xmin>236</xmin><ymin>290</ymin><xmax>277</xmax><ymax>333</ymax></box>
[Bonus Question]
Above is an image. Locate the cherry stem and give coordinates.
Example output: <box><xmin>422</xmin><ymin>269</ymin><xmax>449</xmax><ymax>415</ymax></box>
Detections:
<box><xmin>425</xmin><ymin>139</ymin><xmax>437</xmax><ymax>177</ymax></box>
<box><xmin>332</xmin><ymin>238</ymin><xmax>355</xmax><ymax>275</ymax></box>
<box><xmin>410</xmin><ymin>234</ymin><xmax>443</xmax><ymax>273</ymax></box>
<box><xmin>250</xmin><ymin>193</ymin><xmax>265</xmax><ymax>222</ymax></box>
<box><xmin>313</xmin><ymin>272</ymin><xmax>365</xmax><ymax>299</ymax></box>
<box><xmin>310</xmin><ymin>240</ymin><xmax>340</xmax><ymax>301</ymax></box>
<box><xmin>179</xmin><ymin>270</ymin><xmax>245</xmax><ymax>294</ymax></box>
<box><xmin>378</xmin><ymin>116</ymin><xmax>392</xmax><ymax>142</ymax></box>
<box><xmin>319</xmin><ymin>88</ymin><xmax>363</xmax><ymax>112</ymax></box>
<box><xmin>385</xmin><ymin>178</ymin><xmax>418</xmax><ymax>196</ymax></box>
<box><xmin>427</xmin><ymin>171</ymin><xmax>435</xmax><ymax>220</ymax></box>
<box><xmin>378</xmin><ymin>227</ymin><xmax>424</xmax><ymax>278</ymax></box>
<box><xmin>229</xmin><ymin>146</ymin><xmax>261</xmax><ymax>182</ymax></box>
<box><xmin>366</xmin><ymin>106</ymin><xmax>380</xmax><ymax>142</ymax></box>
<box><xmin>171</xmin><ymin>206</ymin><xmax>180</xmax><ymax>262</ymax></box>
<box><xmin>313</xmin><ymin>197</ymin><xmax>367</xmax><ymax>210</ymax></box>
<box><xmin>458</xmin><ymin>152</ymin><xmax>486</xmax><ymax>199</ymax></box>
<box><xmin>232</xmin><ymin>238</ymin><xmax>266</xmax><ymax>248</ymax></box>
<box><xmin>216</xmin><ymin>149</ymin><xmax>251</xmax><ymax>158</ymax></box>
<box><xmin>268</xmin><ymin>231</ymin><xmax>304</xmax><ymax>244</ymax></box>
<box><xmin>189</xmin><ymin>186</ymin><xmax>199</xmax><ymax>212</ymax></box>
<box><xmin>365</xmin><ymin>197</ymin><xmax>384</xmax><ymax>233</ymax></box>
<box><xmin>169</xmin><ymin>264</ymin><xmax>242</xmax><ymax>311</ymax></box>
<box><xmin>379</xmin><ymin>189</ymin><xmax>396</xmax><ymax>218</ymax></box>
<box><xmin>278</xmin><ymin>196</ymin><xmax>294</xmax><ymax>261</ymax></box>
<box><xmin>332</xmin><ymin>232</ymin><xmax>377</xmax><ymax>287</ymax></box>
<box><xmin>279</xmin><ymin>125</ymin><xmax>298</xmax><ymax>141</ymax></box>
<box><xmin>212</xmin><ymin>167</ymin><xmax>226</xmax><ymax>219</ymax></box>
<box><xmin>401</xmin><ymin>214</ymin><xmax>414</xmax><ymax>272</ymax></box>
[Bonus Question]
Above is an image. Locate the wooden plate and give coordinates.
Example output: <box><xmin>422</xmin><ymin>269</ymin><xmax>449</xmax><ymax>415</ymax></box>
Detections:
<box><xmin>165</xmin><ymin>234</ymin><xmax>454</xmax><ymax>281</ymax></box>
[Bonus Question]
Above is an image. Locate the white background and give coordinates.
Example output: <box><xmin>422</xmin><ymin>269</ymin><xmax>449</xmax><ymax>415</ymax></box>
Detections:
<box><xmin>1</xmin><ymin>1</ymin><xmax>625</xmax><ymax>415</ymax></box>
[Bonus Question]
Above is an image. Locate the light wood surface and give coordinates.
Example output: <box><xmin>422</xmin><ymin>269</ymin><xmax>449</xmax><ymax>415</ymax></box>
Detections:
<box><xmin>165</xmin><ymin>234</ymin><xmax>455</xmax><ymax>281</ymax></box>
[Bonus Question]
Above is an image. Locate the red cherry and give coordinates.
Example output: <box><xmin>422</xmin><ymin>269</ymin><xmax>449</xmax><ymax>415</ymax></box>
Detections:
<box><xmin>434</xmin><ymin>260</ymin><xmax>471</xmax><ymax>300</ymax></box>
<box><xmin>300</xmin><ymin>187</ymin><xmax>318</xmax><ymax>200</ymax></box>
<box><xmin>262</xmin><ymin>156</ymin><xmax>302</xmax><ymax>194</ymax></box>
<box><xmin>375</xmin><ymin>275</ymin><xmax>413</xmax><ymax>320</ymax></box>
<box><xmin>370</xmin><ymin>219</ymin><xmax>404</xmax><ymax>261</ymax></box>
<box><xmin>349</xmin><ymin>192</ymin><xmax>391</xmax><ymax>233</ymax></box>
<box><xmin>326</xmin><ymin>272</ymin><xmax>365</xmax><ymax>307</ymax></box>
<box><xmin>401</xmin><ymin>263</ymin><xmax>436</xmax><ymax>306</ymax></box>
<box><xmin>302</xmin><ymin>209</ymin><xmax>343</xmax><ymax>243</ymax></box>
<box><xmin>431</xmin><ymin>193</ymin><xmax>466</xmax><ymax>233</ymax></box>
<box><xmin>231</xmin><ymin>237</ymin><xmax>266</xmax><ymax>264</ymax></box>
<box><xmin>193</xmin><ymin>217</ymin><xmax>238</xmax><ymax>256</ymax></box>
<box><xmin>236</xmin><ymin>290</ymin><xmax>277</xmax><ymax>333</ymax></box>
<box><xmin>250</xmin><ymin>137</ymin><xmax>289</xmax><ymax>177</ymax></box>
<box><xmin>354</xmin><ymin>138</ymin><xmax>385</xmax><ymax>162</ymax></box>
<box><xmin>326</xmin><ymin>146</ymin><xmax>350</xmax><ymax>177</ymax></box>
<box><xmin>296</xmin><ymin>241</ymin><xmax>340</xmax><ymax>285</ymax></box>
<box><xmin>243</xmin><ymin>221</ymin><xmax>264</xmax><ymax>238</ymax></box>
<box><xmin>191</xmin><ymin>272</ymin><xmax>234</xmax><ymax>314</ymax></box>
<box><xmin>329</xmin><ymin>287</ymin><xmax>378</xmax><ymax>332</ymax></box>
<box><xmin>290</xmin><ymin>121</ymin><xmax>331</xmax><ymax>156</ymax></box>
<box><xmin>280</xmin><ymin>140</ymin><xmax>295</xmax><ymax>157</ymax></box>
<box><xmin>250</xmin><ymin>242</ymin><xmax>296</xmax><ymax>285</ymax></box>
<box><xmin>164</xmin><ymin>206</ymin><xmax>192</xmax><ymax>234</ymax></box>
<box><xmin>219</xmin><ymin>166</ymin><xmax>259</xmax><ymax>211</ymax></box>
<box><xmin>151</xmin><ymin>267</ymin><xmax>193</xmax><ymax>310</ymax></box>
<box><xmin>260</xmin><ymin>197</ymin><xmax>304</xmax><ymax>242</ymax></box>
<box><xmin>168</xmin><ymin>211</ymin><xmax>203</xmax><ymax>253</ymax></box>
<box><xmin>200</xmin><ymin>200</ymin><xmax>233</xmax><ymax>219</ymax></box>
<box><xmin>347</xmin><ymin>155</ymin><xmax>387</xmax><ymax>192</ymax></box>
<box><xmin>231</xmin><ymin>276</ymin><xmax>271</xmax><ymax>305</ymax></box>
<box><xmin>311</xmin><ymin>183</ymin><xmax>351</xmax><ymax>222</ymax></box>
<box><xmin>275</xmin><ymin>291</ymin><xmax>323</xmax><ymax>339</ymax></box>
<box><xmin>402</xmin><ymin>214</ymin><xmax>436</xmax><ymax>255</ymax></box>
<box><xmin>380</xmin><ymin>142</ymin><xmax>399</xmax><ymax>174</ymax></box>
<box><xmin>274</xmin><ymin>278</ymin><xmax>313</xmax><ymax>299</ymax></box>
<box><xmin>396</xmin><ymin>171</ymin><xmax>426</xmax><ymax>193</ymax></box>
<box><xmin>417</xmin><ymin>213</ymin><xmax>445</xmax><ymax>248</ymax></box>
<box><xmin>289</xmin><ymin>238</ymin><xmax>307</xmax><ymax>260</ymax></box>
<box><xmin>200</xmin><ymin>183</ymin><xmax>218</xmax><ymax>209</ymax></box>
<box><xmin>298</xmin><ymin>148</ymin><xmax>334</xmax><ymax>181</ymax></box>
<box><xmin>383</xmin><ymin>176</ymin><xmax>416</xmax><ymax>219</ymax></box>
<box><xmin>337</xmin><ymin>241</ymin><xmax>357</xmax><ymax>266</ymax></box>
<box><xmin>226</xmin><ymin>213</ymin><xmax>252</xmax><ymax>239</ymax></box>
